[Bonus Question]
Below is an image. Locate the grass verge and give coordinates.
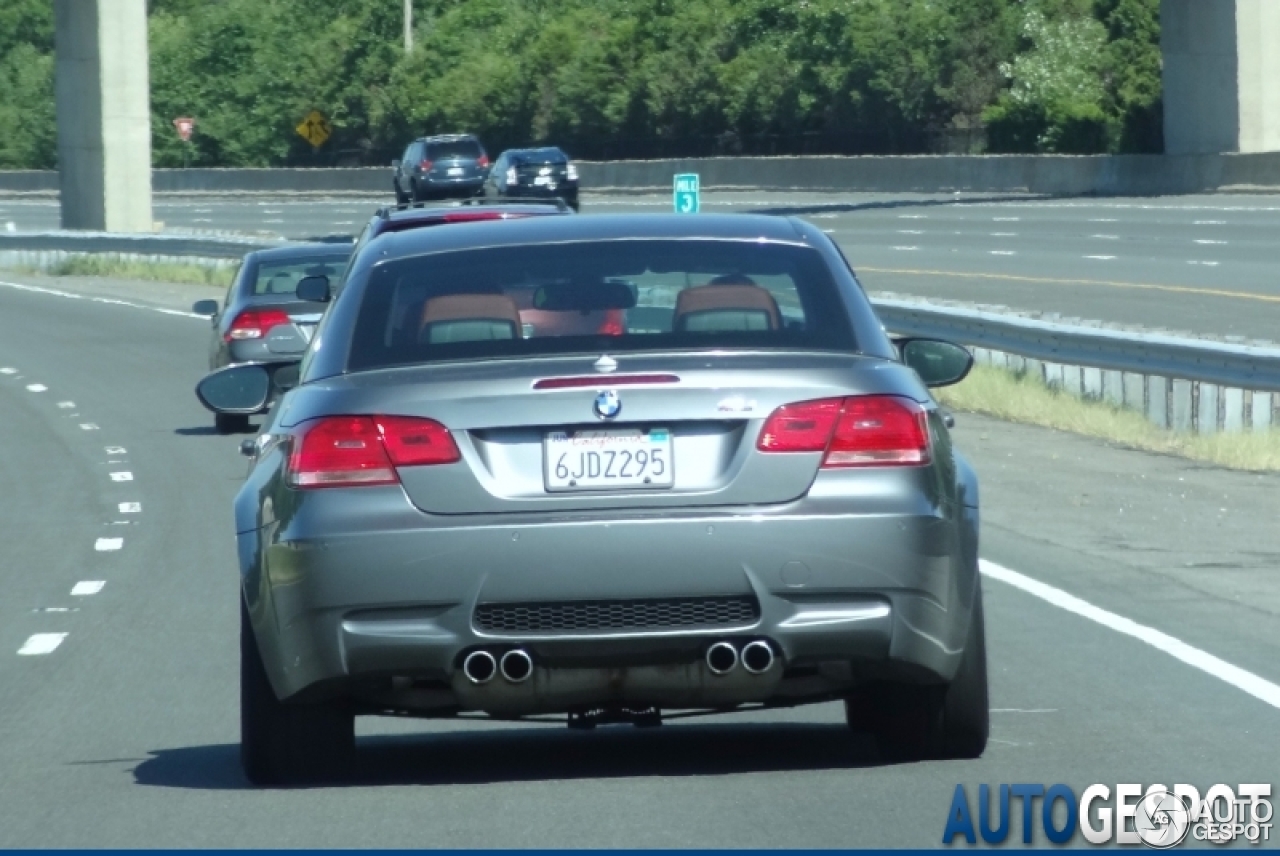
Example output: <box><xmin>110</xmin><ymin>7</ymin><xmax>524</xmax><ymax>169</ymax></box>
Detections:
<box><xmin>23</xmin><ymin>256</ymin><xmax>235</xmax><ymax>288</ymax></box>
<box><xmin>937</xmin><ymin>364</ymin><xmax>1280</xmax><ymax>473</ymax></box>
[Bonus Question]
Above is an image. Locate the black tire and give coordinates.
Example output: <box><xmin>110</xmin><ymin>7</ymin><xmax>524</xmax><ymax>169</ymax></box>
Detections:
<box><xmin>215</xmin><ymin>413</ymin><xmax>250</xmax><ymax>435</ymax></box>
<box><xmin>845</xmin><ymin>584</ymin><xmax>989</xmax><ymax>761</ymax></box>
<box><xmin>240</xmin><ymin>598</ymin><xmax>355</xmax><ymax>786</ymax></box>
<box><xmin>409</xmin><ymin>179</ymin><xmax>426</xmax><ymax>203</ymax></box>
<box><xmin>393</xmin><ymin>180</ymin><xmax>409</xmax><ymax>206</ymax></box>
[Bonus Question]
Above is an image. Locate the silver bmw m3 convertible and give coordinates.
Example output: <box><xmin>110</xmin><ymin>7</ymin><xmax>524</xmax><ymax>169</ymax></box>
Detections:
<box><xmin>197</xmin><ymin>213</ymin><xmax>987</xmax><ymax>785</ymax></box>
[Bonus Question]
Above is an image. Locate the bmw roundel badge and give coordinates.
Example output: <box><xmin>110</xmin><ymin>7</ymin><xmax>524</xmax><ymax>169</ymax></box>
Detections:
<box><xmin>593</xmin><ymin>390</ymin><xmax>622</xmax><ymax>420</ymax></box>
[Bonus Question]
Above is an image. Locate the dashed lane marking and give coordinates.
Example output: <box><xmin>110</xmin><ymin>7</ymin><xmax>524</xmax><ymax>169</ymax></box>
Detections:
<box><xmin>94</xmin><ymin>537</ymin><xmax>123</xmax><ymax>551</ymax></box>
<box><xmin>990</xmin><ymin>251</ymin><xmax>1016</xmax><ymax>256</ymax></box>
<box><xmin>0</xmin><ymin>368</ymin><xmax>16</xmax><ymax>374</ymax></box>
<box><xmin>25</xmin><ymin>383</ymin><xmax>46</xmax><ymax>392</ymax></box>
<box><xmin>1084</xmin><ymin>255</ymin><xmax>1116</xmax><ymax>260</ymax></box>
<box><xmin>1188</xmin><ymin>261</ymin><xmax>1221</xmax><ymax>267</ymax></box>
<box><xmin>856</xmin><ymin>265</ymin><xmax>1280</xmax><ymax>305</ymax></box>
<box><xmin>981</xmin><ymin>559</ymin><xmax>1280</xmax><ymax>710</ymax></box>
<box><xmin>1194</xmin><ymin>220</ymin><xmax>1226</xmax><ymax>225</ymax></box>
<box><xmin>891</xmin><ymin>246</ymin><xmax>920</xmax><ymax>251</ymax></box>
<box><xmin>18</xmin><ymin>633</ymin><xmax>67</xmax><ymax>656</ymax></box>
<box><xmin>105</xmin><ymin>446</ymin><xmax>126</xmax><ymax>455</ymax></box>
<box><xmin>992</xmin><ymin>217</ymin><xmax>1020</xmax><ymax>222</ymax></box>
<box><xmin>118</xmin><ymin>502</ymin><xmax>141</xmax><ymax>513</ymax></box>
<box><xmin>109</xmin><ymin>471</ymin><xmax>133</xmax><ymax>482</ymax></box>
<box><xmin>1091</xmin><ymin>234</ymin><xmax>1120</xmax><ymax>239</ymax></box>
<box><xmin>991</xmin><ymin>232</ymin><xmax>1017</xmax><ymax>237</ymax></box>
<box><xmin>71</xmin><ymin>581</ymin><xmax>105</xmax><ymax>596</ymax></box>
<box><xmin>0</xmin><ymin>279</ymin><xmax>203</xmax><ymax>320</ymax></box>
<box><xmin>57</xmin><ymin>401</ymin><xmax>74</xmax><ymax>408</ymax></box>
<box><xmin>79</xmin><ymin>423</ymin><xmax>99</xmax><ymax>431</ymax></box>
<box><xmin>1195</xmin><ymin>239</ymin><xmax>1228</xmax><ymax>245</ymax></box>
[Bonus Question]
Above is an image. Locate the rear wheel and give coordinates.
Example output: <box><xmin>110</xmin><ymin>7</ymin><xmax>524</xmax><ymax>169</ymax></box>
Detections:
<box><xmin>240</xmin><ymin>598</ymin><xmax>355</xmax><ymax>786</ymax></box>
<box><xmin>845</xmin><ymin>586</ymin><xmax>989</xmax><ymax>760</ymax></box>
<box><xmin>215</xmin><ymin>413</ymin><xmax>250</xmax><ymax>435</ymax></box>
<box><xmin>393</xmin><ymin>179</ymin><xmax>409</xmax><ymax>206</ymax></box>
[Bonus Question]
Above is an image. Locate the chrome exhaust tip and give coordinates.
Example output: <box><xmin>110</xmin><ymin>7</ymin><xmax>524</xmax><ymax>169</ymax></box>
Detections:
<box><xmin>706</xmin><ymin>641</ymin><xmax>738</xmax><ymax>675</ymax></box>
<box><xmin>462</xmin><ymin>650</ymin><xmax>497</xmax><ymax>685</ymax></box>
<box><xmin>500</xmin><ymin>648</ymin><xmax>534</xmax><ymax>684</ymax></box>
<box><xmin>741</xmin><ymin>640</ymin><xmax>775</xmax><ymax>675</ymax></box>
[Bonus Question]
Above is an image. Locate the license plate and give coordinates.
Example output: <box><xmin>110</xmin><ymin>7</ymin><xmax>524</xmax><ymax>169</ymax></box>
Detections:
<box><xmin>545</xmin><ymin>428</ymin><xmax>673</xmax><ymax>491</ymax></box>
<box><xmin>533</xmin><ymin>175</ymin><xmax>552</xmax><ymax>186</ymax></box>
<box><xmin>448</xmin><ymin>166</ymin><xmax>464</xmax><ymax>176</ymax></box>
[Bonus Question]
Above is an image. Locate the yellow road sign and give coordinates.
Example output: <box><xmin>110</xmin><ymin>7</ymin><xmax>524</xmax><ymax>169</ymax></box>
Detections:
<box><xmin>295</xmin><ymin>110</ymin><xmax>331</xmax><ymax>148</ymax></box>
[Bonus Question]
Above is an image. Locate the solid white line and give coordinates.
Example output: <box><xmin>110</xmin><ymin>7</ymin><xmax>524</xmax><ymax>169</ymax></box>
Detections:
<box><xmin>25</xmin><ymin>383</ymin><xmax>47</xmax><ymax>392</ymax></box>
<box><xmin>980</xmin><ymin>559</ymin><xmax>1280</xmax><ymax>710</ymax></box>
<box><xmin>18</xmin><ymin>633</ymin><xmax>67</xmax><ymax>656</ymax></box>
<box><xmin>1084</xmin><ymin>255</ymin><xmax>1116</xmax><ymax>260</ymax></box>
<box><xmin>94</xmin><ymin>537</ymin><xmax>123</xmax><ymax>551</ymax></box>
<box><xmin>71</xmin><ymin>580</ymin><xmax>106</xmax><ymax>596</ymax></box>
<box><xmin>118</xmin><ymin>502</ymin><xmax>141</xmax><ymax>513</ymax></box>
<box><xmin>0</xmin><ymin>279</ymin><xmax>203</xmax><ymax>320</ymax></box>
<box><xmin>109</xmin><ymin>471</ymin><xmax>133</xmax><ymax>481</ymax></box>
<box><xmin>79</xmin><ymin>423</ymin><xmax>99</xmax><ymax>431</ymax></box>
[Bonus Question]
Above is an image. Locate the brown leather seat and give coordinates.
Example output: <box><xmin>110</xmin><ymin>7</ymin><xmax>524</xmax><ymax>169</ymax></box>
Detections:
<box><xmin>418</xmin><ymin>294</ymin><xmax>521</xmax><ymax>344</ymax></box>
<box><xmin>672</xmin><ymin>282</ymin><xmax>781</xmax><ymax>333</ymax></box>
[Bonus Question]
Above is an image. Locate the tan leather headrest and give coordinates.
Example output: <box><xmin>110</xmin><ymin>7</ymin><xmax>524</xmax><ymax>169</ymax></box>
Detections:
<box><xmin>420</xmin><ymin>294</ymin><xmax>521</xmax><ymax>334</ymax></box>
<box><xmin>673</xmin><ymin>283</ymin><xmax>781</xmax><ymax>330</ymax></box>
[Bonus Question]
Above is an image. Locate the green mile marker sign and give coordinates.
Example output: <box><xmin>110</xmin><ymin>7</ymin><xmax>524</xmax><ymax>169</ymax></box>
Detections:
<box><xmin>673</xmin><ymin>173</ymin><xmax>700</xmax><ymax>214</ymax></box>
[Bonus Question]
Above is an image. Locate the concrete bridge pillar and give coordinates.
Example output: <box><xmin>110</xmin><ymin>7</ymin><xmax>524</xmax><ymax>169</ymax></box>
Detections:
<box><xmin>1162</xmin><ymin>0</ymin><xmax>1280</xmax><ymax>154</ymax></box>
<box><xmin>53</xmin><ymin>0</ymin><xmax>153</xmax><ymax>231</ymax></box>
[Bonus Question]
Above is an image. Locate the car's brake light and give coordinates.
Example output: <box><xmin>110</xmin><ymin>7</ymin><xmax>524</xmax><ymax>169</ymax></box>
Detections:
<box><xmin>442</xmin><ymin>210</ymin><xmax>515</xmax><ymax>223</ymax></box>
<box><xmin>598</xmin><ymin>310</ymin><xmax>624</xmax><ymax>336</ymax></box>
<box><xmin>287</xmin><ymin>415</ymin><xmax>460</xmax><ymax>488</ymax></box>
<box><xmin>505</xmin><ymin>166</ymin><xmax>518</xmax><ymax>186</ymax></box>
<box><xmin>477</xmin><ymin>154</ymin><xmax>490</xmax><ymax>168</ymax></box>
<box><xmin>419</xmin><ymin>159</ymin><xmax>433</xmax><ymax>171</ymax></box>
<box><xmin>566</xmin><ymin>162</ymin><xmax>579</xmax><ymax>181</ymax></box>
<box><xmin>756</xmin><ymin>395</ymin><xmax>930</xmax><ymax>467</ymax></box>
<box><xmin>225</xmin><ymin>308</ymin><xmax>291</xmax><ymax>342</ymax></box>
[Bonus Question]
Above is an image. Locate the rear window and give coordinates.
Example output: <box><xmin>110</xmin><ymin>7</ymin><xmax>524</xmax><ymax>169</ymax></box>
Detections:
<box><xmin>514</xmin><ymin>149</ymin><xmax>566</xmax><ymax>165</ymax></box>
<box><xmin>426</xmin><ymin>140</ymin><xmax>483</xmax><ymax>160</ymax></box>
<box><xmin>250</xmin><ymin>255</ymin><xmax>349</xmax><ymax>296</ymax></box>
<box><xmin>347</xmin><ymin>239</ymin><xmax>856</xmax><ymax>372</ymax></box>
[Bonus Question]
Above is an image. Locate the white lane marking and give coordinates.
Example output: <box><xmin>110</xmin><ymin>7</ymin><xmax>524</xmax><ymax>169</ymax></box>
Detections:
<box><xmin>1089</xmin><ymin>218</ymin><xmax>1118</xmax><ymax>222</ymax></box>
<box><xmin>194</xmin><ymin>208</ymin><xmax>213</xmax><ymax>213</ymax></box>
<box><xmin>109</xmin><ymin>471</ymin><xmax>133</xmax><ymax>481</ymax></box>
<box><xmin>980</xmin><ymin>559</ymin><xmax>1280</xmax><ymax>710</ymax></box>
<box><xmin>264</xmin><ymin>219</ymin><xmax>285</xmax><ymax>224</ymax></box>
<box><xmin>1188</xmin><ymin>260</ymin><xmax>1221</xmax><ymax>266</ymax></box>
<box><xmin>94</xmin><ymin>537</ymin><xmax>123</xmax><ymax>551</ymax></box>
<box><xmin>991</xmin><ymin>232</ymin><xmax>1017</xmax><ymax>237</ymax></box>
<box><xmin>1084</xmin><ymin>255</ymin><xmax>1116</xmax><ymax>260</ymax></box>
<box><xmin>891</xmin><ymin>246</ymin><xmax>920</xmax><ymax>251</ymax></box>
<box><xmin>193</xmin><ymin>218</ymin><xmax>213</xmax><ymax>223</ymax></box>
<box><xmin>1195</xmin><ymin>239</ymin><xmax>1228</xmax><ymax>245</ymax></box>
<box><xmin>80</xmin><ymin>423</ymin><xmax>99</xmax><ymax>431</ymax></box>
<box><xmin>822</xmin><ymin>229</ymin><xmax>835</xmax><ymax>234</ymax></box>
<box><xmin>990</xmin><ymin>250</ymin><xmax>1016</xmax><ymax>256</ymax></box>
<box><xmin>334</xmin><ymin>221</ymin><xmax>355</xmax><ymax>226</ymax></box>
<box><xmin>0</xmin><ymin>280</ymin><xmax>203</xmax><ymax>320</ymax></box>
<box><xmin>0</xmin><ymin>367</ymin><xmax>16</xmax><ymax>374</ymax></box>
<box><xmin>18</xmin><ymin>633</ymin><xmax>67</xmax><ymax>656</ymax></box>
<box><xmin>263</xmin><ymin>209</ymin><xmax>283</xmax><ymax>214</ymax></box>
<box><xmin>25</xmin><ymin>383</ymin><xmax>47</xmax><ymax>392</ymax></box>
<box><xmin>992</xmin><ymin>217</ymin><xmax>1020</xmax><ymax>221</ymax></box>
<box><xmin>898</xmin><ymin>214</ymin><xmax>926</xmax><ymax>219</ymax></box>
<box><xmin>1091</xmin><ymin>234</ymin><xmax>1119</xmax><ymax>239</ymax></box>
<box><xmin>897</xmin><ymin>229</ymin><xmax>923</xmax><ymax>235</ymax></box>
<box><xmin>105</xmin><ymin>446</ymin><xmax>126</xmax><ymax>455</ymax></box>
<box><xmin>57</xmin><ymin>401</ymin><xmax>75</xmax><ymax>408</ymax></box>
<box><xmin>71</xmin><ymin>581</ymin><xmax>106</xmax><ymax>596</ymax></box>
<box><xmin>1194</xmin><ymin>220</ymin><xmax>1226</xmax><ymax>225</ymax></box>
<box><xmin>118</xmin><ymin>502</ymin><xmax>141</xmax><ymax>513</ymax></box>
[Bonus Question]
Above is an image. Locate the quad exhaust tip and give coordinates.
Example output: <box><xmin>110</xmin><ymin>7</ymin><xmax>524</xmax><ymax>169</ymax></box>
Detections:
<box><xmin>741</xmin><ymin>640</ymin><xmax>775</xmax><ymax>675</ymax></box>
<box><xmin>500</xmin><ymin>648</ymin><xmax>534</xmax><ymax>684</ymax></box>
<box><xmin>462</xmin><ymin>650</ymin><xmax>497</xmax><ymax>685</ymax></box>
<box><xmin>706</xmin><ymin>641</ymin><xmax>739</xmax><ymax>675</ymax></box>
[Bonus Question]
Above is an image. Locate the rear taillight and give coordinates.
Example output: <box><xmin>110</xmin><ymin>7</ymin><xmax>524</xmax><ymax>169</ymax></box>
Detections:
<box><xmin>756</xmin><ymin>395</ymin><xmax>930</xmax><ymax>467</ymax></box>
<box><xmin>566</xmin><ymin>162</ymin><xmax>579</xmax><ymax>181</ymax></box>
<box><xmin>287</xmin><ymin>415</ymin><xmax>460</xmax><ymax>488</ymax></box>
<box><xmin>477</xmin><ymin>154</ymin><xmax>490</xmax><ymax>168</ymax></box>
<box><xmin>419</xmin><ymin>159</ymin><xmax>433</xmax><ymax>171</ymax></box>
<box><xmin>505</xmin><ymin>166</ymin><xmax>518</xmax><ymax>186</ymax></box>
<box><xmin>598</xmin><ymin>310</ymin><xmax>624</xmax><ymax>336</ymax></box>
<box><xmin>225</xmin><ymin>308</ymin><xmax>291</xmax><ymax>342</ymax></box>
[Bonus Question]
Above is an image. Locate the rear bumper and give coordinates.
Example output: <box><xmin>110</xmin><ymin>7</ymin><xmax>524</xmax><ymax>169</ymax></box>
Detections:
<box><xmin>509</xmin><ymin>182</ymin><xmax>578</xmax><ymax>201</ymax></box>
<box><xmin>241</xmin><ymin>490</ymin><xmax>979</xmax><ymax>711</ymax></box>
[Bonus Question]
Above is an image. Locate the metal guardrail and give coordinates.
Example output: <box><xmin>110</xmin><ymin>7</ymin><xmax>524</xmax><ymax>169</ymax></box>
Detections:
<box><xmin>873</xmin><ymin>298</ymin><xmax>1280</xmax><ymax>394</ymax></box>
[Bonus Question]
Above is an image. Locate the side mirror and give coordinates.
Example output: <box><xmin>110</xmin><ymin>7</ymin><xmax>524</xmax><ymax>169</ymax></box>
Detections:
<box><xmin>265</xmin><ymin>324</ymin><xmax>309</xmax><ymax>356</ymax></box>
<box><xmin>391</xmin><ymin>159</ymin><xmax>402</xmax><ymax>169</ymax></box>
<box><xmin>192</xmin><ymin>299</ymin><xmax>219</xmax><ymax>317</ymax></box>
<box><xmin>296</xmin><ymin>274</ymin><xmax>331</xmax><ymax>304</ymax></box>
<box><xmin>898</xmin><ymin>338</ymin><xmax>973</xmax><ymax>388</ymax></box>
<box><xmin>195</xmin><ymin>364</ymin><xmax>271</xmax><ymax>414</ymax></box>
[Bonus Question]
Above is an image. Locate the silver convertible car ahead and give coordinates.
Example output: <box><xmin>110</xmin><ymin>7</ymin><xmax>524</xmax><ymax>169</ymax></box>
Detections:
<box><xmin>197</xmin><ymin>213</ymin><xmax>986</xmax><ymax>785</ymax></box>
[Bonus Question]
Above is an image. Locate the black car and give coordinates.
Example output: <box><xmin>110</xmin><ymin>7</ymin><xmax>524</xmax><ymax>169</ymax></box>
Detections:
<box><xmin>484</xmin><ymin>147</ymin><xmax>580</xmax><ymax>211</ymax></box>
<box><xmin>191</xmin><ymin>243</ymin><xmax>352</xmax><ymax>434</ymax></box>
<box><xmin>392</xmin><ymin>134</ymin><xmax>490</xmax><ymax>203</ymax></box>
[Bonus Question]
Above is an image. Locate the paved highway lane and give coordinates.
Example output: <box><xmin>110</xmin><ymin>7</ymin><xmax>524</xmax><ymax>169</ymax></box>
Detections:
<box><xmin>4</xmin><ymin>190</ymin><xmax>1279</xmax><ymax>341</ymax></box>
<box><xmin>0</xmin><ymin>274</ymin><xmax>1275</xmax><ymax>847</ymax></box>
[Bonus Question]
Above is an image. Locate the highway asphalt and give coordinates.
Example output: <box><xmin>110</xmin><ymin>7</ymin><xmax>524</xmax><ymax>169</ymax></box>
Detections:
<box><xmin>0</xmin><ymin>272</ymin><xmax>1275</xmax><ymax>847</ymax></box>
<box><xmin>3</xmin><ymin>190</ymin><xmax>1279</xmax><ymax>341</ymax></box>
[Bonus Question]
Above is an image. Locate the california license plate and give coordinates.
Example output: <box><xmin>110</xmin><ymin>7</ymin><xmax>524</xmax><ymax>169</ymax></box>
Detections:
<box><xmin>533</xmin><ymin>175</ymin><xmax>552</xmax><ymax>186</ymax></box>
<box><xmin>448</xmin><ymin>166</ymin><xmax>464</xmax><ymax>176</ymax></box>
<box><xmin>544</xmin><ymin>428</ymin><xmax>673</xmax><ymax>491</ymax></box>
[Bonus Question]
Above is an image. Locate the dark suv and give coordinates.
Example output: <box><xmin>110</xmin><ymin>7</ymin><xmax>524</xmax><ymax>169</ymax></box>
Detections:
<box><xmin>483</xmin><ymin>147</ymin><xmax>580</xmax><ymax>211</ymax></box>
<box><xmin>392</xmin><ymin>134</ymin><xmax>490</xmax><ymax>203</ymax></box>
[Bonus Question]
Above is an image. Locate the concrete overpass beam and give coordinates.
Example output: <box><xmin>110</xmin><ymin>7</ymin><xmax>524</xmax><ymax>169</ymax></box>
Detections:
<box><xmin>53</xmin><ymin>0</ymin><xmax>153</xmax><ymax>232</ymax></box>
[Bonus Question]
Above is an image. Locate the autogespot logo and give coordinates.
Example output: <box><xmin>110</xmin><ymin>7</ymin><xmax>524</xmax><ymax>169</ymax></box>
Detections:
<box><xmin>942</xmin><ymin>783</ymin><xmax>1273</xmax><ymax>847</ymax></box>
